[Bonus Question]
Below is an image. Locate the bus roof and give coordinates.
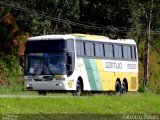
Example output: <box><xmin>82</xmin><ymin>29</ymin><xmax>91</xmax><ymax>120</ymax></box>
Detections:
<box><xmin>28</xmin><ymin>34</ymin><xmax>136</xmax><ymax>45</ymax></box>
<box><xmin>28</xmin><ymin>35</ymin><xmax>74</xmax><ymax>41</ymax></box>
<box><xmin>70</xmin><ymin>34</ymin><xmax>136</xmax><ymax>45</ymax></box>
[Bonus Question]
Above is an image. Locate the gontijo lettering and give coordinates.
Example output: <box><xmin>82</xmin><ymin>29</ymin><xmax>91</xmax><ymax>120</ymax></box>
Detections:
<box><xmin>105</xmin><ymin>62</ymin><xmax>122</xmax><ymax>69</ymax></box>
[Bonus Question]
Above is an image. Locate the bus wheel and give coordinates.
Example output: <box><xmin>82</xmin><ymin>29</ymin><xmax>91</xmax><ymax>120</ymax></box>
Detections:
<box><xmin>38</xmin><ymin>91</ymin><xmax>47</xmax><ymax>96</ymax></box>
<box><xmin>121</xmin><ymin>81</ymin><xmax>127</xmax><ymax>94</ymax></box>
<box><xmin>75</xmin><ymin>80</ymin><xmax>82</xmax><ymax>96</ymax></box>
<box><xmin>115</xmin><ymin>81</ymin><xmax>121</xmax><ymax>95</ymax></box>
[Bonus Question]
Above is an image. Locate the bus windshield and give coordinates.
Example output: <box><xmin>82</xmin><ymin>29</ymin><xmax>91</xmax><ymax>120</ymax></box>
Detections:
<box><xmin>26</xmin><ymin>53</ymin><xmax>66</xmax><ymax>75</ymax></box>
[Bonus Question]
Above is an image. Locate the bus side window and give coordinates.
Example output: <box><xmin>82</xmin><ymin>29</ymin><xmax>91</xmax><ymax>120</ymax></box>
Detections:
<box><xmin>104</xmin><ymin>44</ymin><xmax>109</xmax><ymax>58</ymax></box>
<box><xmin>67</xmin><ymin>39</ymin><xmax>74</xmax><ymax>51</ymax></box>
<box><xmin>114</xmin><ymin>44</ymin><xmax>119</xmax><ymax>59</ymax></box>
<box><xmin>118</xmin><ymin>45</ymin><xmax>123</xmax><ymax>59</ymax></box>
<box><xmin>100</xmin><ymin>44</ymin><xmax>104</xmax><ymax>57</ymax></box>
<box><xmin>130</xmin><ymin>46</ymin><xmax>133</xmax><ymax>59</ymax></box>
<box><xmin>95</xmin><ymin>43</ymin><xmax>104</xmax><ymax>57</ymax></box>
<box><xmin>104</xmin><ymin>44</ymin><xmax>114</xmax><ymax>58</ymax></box>
<box><xmin>134</xmin><ymin>46</ymin><xmax>137</xmax><ymax>59</ymax></box>
<box><xmin>132</xmin><ymin>46</ymin><xmax>137</xmax><ymax>60</ymax></box>
<box><xmin>121</xmin><ymin>45</ymin><xmax>124</xmax><ymax>58</ymax></box>
<box><xmin>76</xmin><ymin>42</ymin><xmax>81</xmax><ymax>56</ymax></box>
<box><xmin>112</xmin><ymin>44</ymin><xmax>114</xmax><ymax>58</ymax></box>
<box><xmin>90</xmin><ymin>43</ymin><xmax>95</xmax><ymax>57</ymax></box>
<box><xmin>76</xmin><ymin>41</ymin><xmax>85</xmax><ymax>56</ymax></box>
<box><xmin>85</xmin><ymin>42</ymin><xmax>95</xmax><ymax>57</ymax></box>
<box><xmin>123</xmin><ymin>45</ymin><xmax>132</xmax><ymax>60</ymax></box>
<box><xmin>123</xmin><ymin>46</ymin><xmax>128</xmax><ymax>59</ymax></box>
<box><xmin>85</xmin><ymin>42</ymin><xmax>90</xmax><ymax>56</ymax></box>
<box><xmin>128</xmin><ymin>46</ymin><xmax>132</xmax><ymax>59</ymax></box>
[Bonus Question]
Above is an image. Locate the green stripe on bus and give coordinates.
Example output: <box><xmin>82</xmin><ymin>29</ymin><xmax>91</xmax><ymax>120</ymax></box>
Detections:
<box><xmin>83</xmin><ymin>59</ymin><xmax>102</xmax><ymax>91</ymax></box>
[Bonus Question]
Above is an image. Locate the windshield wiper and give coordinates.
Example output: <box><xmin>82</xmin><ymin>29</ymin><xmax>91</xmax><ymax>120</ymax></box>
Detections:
<box><xmin>44</xmin><ymin>63</ymin><xmax>55</xmax><ymax>75</ymax></box>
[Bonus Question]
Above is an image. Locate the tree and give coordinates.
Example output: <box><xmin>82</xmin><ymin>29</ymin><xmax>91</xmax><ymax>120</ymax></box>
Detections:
<box><xmin>144</xmin><ymin>0</ymin><xmax>153</xmax><ymax>86</ymax></box>
<box><xmin>78</xmin><ymin>0</ymin><xmax>136</xmax><ymax>38</ymax></box>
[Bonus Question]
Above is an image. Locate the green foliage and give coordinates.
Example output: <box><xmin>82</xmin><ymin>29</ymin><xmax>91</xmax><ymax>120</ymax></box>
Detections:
<box><xmin>78</xmin><ymin>0</ymin><xmax>134</xmax><ymax>38</ymax></box>
<box><xmin>0</xmin><ymin>55</ymin><xmax>22</xmax><ymax>86</ymax></box>
<box><xmin>5</xmin><ymin>55</ymin><xmax>21</xmax><ymax>75</ymax></box>
<box><xmin>138</xmin><ymin>39</ymin><xmax>160</xmax><ymax>94</ymax></box>
<box><xmin>147</xmin><ymin>50</ymin><xmax>160</xmax><ymax>94</ymax></box>
<box><xmin>0</xmin><ymin>1</ymin><xmax>11</xmax><ymax>20</ymax></box>
<box><xmin>30</xmin><ymin>14</ymin><xmax>52</xmax><ymax>35</ymax></box>
<box><xmin>11</xmin><ymin>0</ymin><xmax>80</xmax><ymax>35</ymax></box>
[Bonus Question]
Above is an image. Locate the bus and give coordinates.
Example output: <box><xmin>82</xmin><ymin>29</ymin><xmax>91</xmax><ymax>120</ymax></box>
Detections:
<box><xmin>24</xmin><ymin>34</ymin><xmax>138</xmax><ymax>95</ymax></box>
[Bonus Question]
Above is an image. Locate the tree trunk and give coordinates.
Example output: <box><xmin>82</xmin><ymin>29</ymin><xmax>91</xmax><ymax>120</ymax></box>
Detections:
<box><xmin>53</xmin><ymin>0</ymin><xmax>68</xmax><ymax>33</ymax></box>
<box><xmin>144</xmin><ymin>0</ymin><xmax>153</xmax><ymax>86</ymax></box>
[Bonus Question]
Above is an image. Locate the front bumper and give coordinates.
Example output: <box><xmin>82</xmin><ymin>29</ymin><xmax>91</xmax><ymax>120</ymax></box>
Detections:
<box><xmin>25</xmin><ymin>81</ymin><xmax>66</xmax><ymax>91</ymax></box>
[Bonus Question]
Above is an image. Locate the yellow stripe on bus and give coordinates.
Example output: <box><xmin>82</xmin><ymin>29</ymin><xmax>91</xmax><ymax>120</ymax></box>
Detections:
<box><xmin>96</xmin><ymin>60</ymin><xmax>111</xmax><ymax>91</ymax></box>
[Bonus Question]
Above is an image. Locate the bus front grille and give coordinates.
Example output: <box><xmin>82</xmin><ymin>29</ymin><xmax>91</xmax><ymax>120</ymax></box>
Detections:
<box><xmin>34</xmin><ymin>77</ymin><xmax>53</xmax><ymax>81</ymax></box>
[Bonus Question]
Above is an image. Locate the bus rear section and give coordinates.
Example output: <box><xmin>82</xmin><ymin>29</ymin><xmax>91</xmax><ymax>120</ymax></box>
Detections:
<box><xmin>73</xmin><ymin>34</ymin><xmax>138</xmax><ymax>95</ymax></box>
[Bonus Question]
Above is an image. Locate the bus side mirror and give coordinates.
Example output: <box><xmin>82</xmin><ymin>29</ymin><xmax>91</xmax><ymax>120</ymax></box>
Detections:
<box><xmin>67</xmin><ymin>55</ymin><xmax>72</xmax><ymax>65</ymax></box>
<box><xmin>66</xmin><ymin>53</ymin><xmax>72</xmax><ymax>72</ymax></box>
<box><xmin>20</xmin><ymin>55</ymin><xmax>25</xmax><ymax>68</ymax></box>
<box><xmin>66</xmin><ymin>52</ymin><xmax>72</xmax><ymax>65</ymax></box>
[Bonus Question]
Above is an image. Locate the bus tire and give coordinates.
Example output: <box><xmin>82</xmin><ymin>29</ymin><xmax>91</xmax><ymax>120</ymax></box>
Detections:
<box><xmin>121</xmin><ymin>81</ymin><xmax>127</xmax><ymax>94</ymax></box>
<box><xmin>115</xmin><ymin>81</ymin><xmax>121</xmax><ymax>95</ymax></box>
<box><xmin>75</xmin><ymin>80</ymin><xmax>82</xmax><ymax>96</ymax></box>
<box><xmin>38</xmin><ymin>91</ymin><xmax>47</xmax><ymax>96</ymax></box>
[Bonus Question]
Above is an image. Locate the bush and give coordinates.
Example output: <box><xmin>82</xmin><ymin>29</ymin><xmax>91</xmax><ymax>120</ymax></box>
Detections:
<box><xmin>0</xmin><ymin>55</ymin><xmax>23</xmax><ymax>86</ymax></box>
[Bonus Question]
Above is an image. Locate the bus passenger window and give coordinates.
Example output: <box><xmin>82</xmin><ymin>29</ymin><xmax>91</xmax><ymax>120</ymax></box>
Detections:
<box><xmin>114</xmin><ymin>45</ymin><xmax>118</xmax><ymax>58</ymax></box>
<box><xmin>104</xmin><ymin>44</ymin><xmax>109</xmax><ymax>57</ymax></box>
<box><xmin>67</xmin><ymin>40</ymin><xmax>74</xmax><ymax>51</ymax></box>
<box><xmin>123</xmin><ymin>46</ymin><xmax>127</xmax><ymax>59</ymax></box>
<box><xmin>85</xmin><ymin>42</ymin><xmax>95</xmax><ymax>57</ymax></box>
<box><xmin>76</xmin><ymin>42</ymin><xmax>81</xmax><ymax>56</ymax></box>
<box><xmin>123</xmin><ymin>45</ymin><xmax>132</xmax><ymax>60</ymax></box>
<box><xmin>104</xmin><ymin>44</ymin><xmax>113</xmax><ymax>58</ymax></box>
<box><xmin>128</xmin><ymin>46</ymin><xmax>132</xmax><ymax>59</ymax></box>
<box><xmin>132</xmin><ymin>46</ymin><xmax>137</xmax><ymax>60</ymax></box>
<box><xmin>76</xmin><ymin>42</ymin><xmax>85</xmax><ymax>56</ymax></box>
<box><xmin>95</xmin><ymin>43</ymin><xmax>104</xmax><ymax>57</ymax></box>
<box><xmin>118</xmin><ymin>45</ymin><xmax>123</xmax><ymax>59</ymax></box>
<box><xmin>99</xmin><ymin>44</ymin><xmax>104</xmax><ymax>57</ymax></box>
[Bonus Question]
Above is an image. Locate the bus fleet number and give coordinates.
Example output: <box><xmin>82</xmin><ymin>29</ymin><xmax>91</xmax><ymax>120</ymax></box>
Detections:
<box><xmin>127</xmin><ymin>64</ymin><xmax>136</xmax><ymax>69</ymax></box>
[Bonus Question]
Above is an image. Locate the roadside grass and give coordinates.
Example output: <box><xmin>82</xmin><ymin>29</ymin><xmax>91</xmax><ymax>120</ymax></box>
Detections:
<box><xmin>0</xmin><ymin>93</ymin><xmax>160</xmax><ymax>115</ymax></box>
<box><xmin>0</xmin><ymin>85</ymin><xmax>37</xmax><ymax>95</ymax></box>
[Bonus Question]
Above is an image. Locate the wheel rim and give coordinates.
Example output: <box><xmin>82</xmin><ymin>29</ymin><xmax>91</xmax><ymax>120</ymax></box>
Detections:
<box><xmin>115</xmin><ymin>82</ymin><xmax>121</xmax><ymax>95</ymax></box>
<box><xmin>76</xmin><ymin>81</ymin><xmax>82</xmax><ymax>96</ymax></box>
<box><xmin>122</xmin><ymin>82</ymin><xmax>126</xmax><ymax>93</ymax></box>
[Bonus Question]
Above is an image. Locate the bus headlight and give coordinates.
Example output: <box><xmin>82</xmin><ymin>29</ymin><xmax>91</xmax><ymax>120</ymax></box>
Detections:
<box><xmin>26</xmin><ymin>84</ymin><xmax>33</xmax><ymax>90</ymax></box>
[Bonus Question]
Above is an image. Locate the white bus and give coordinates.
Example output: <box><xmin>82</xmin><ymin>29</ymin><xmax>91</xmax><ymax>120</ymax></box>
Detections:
<box><xmin>24</xmin><ymin>34</ymin><xmax>138</xmax><ymax>95</ymax></box>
